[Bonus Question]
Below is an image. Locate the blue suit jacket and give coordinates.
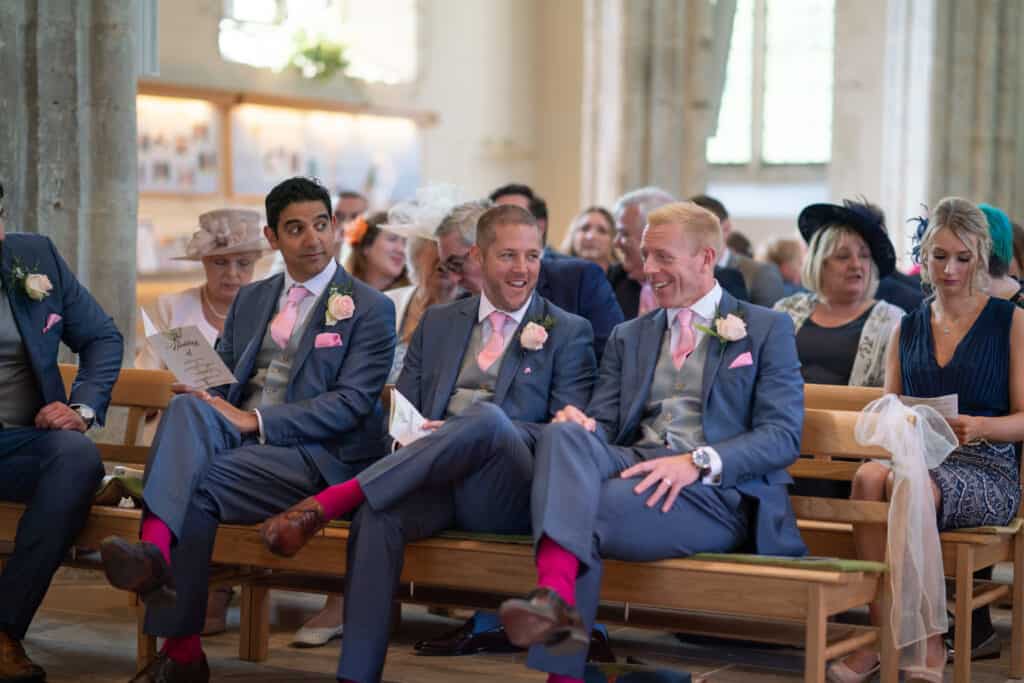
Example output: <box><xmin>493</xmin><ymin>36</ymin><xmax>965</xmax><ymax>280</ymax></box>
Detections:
<box><xmin>586</xmin><ymin>291</ymin><xmax>806</xmax><ymax>556</ymax></box>
<box><xmin>396</xmin><ymin>294</ymin><xmax>597</xmax><ymax>423</ymax></box>
<box><xmin>212</xmin><ymin>265</ymin><xmax>396</xmax><ymax>483</ymax></box>
<box><xmin>537</xmin><ymin>257</ymin><xmax>623</xmax><ymax>361</ymax></box>
<box><xmin>0</xmin><ymin>233</ymin><xmax>122</xmax><ymax>425</ymax></box>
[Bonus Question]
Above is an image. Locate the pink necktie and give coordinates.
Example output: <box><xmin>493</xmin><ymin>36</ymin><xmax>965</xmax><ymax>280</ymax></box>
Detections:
<box><xmin>639</xmin><ymin>281</ymin><xmax>657</xmax><ymax>315</ymax></box>
<box><xmin>672</xmin><ymin>308</ymin><xmax>696</xmax><ymax>370</ymax></box>
<box><xmin>270</xmin><ymin>285</ymin><xmax>312</xmax><ymax>349</ymax></box>
<box><xmin>477</xmin><ymin>311</ymin><xmax>509</xmax><ymax>372</ymax></box>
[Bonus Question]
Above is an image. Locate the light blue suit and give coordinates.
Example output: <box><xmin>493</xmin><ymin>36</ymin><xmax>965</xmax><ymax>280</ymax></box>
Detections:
<box><xmin>527</xmin><ymin>290</ymin><xmax>806</xmax><ymax>678</ymax></box>
<box><xmin>141</xmin><ymin>265</ymin><xmax>395</xmax><ymax>637</ymax></box>
<box><xmin>0</xmin><ymin>233</ymin><xmax>123</xmax><ymax>640</ymax></box>
<box><xmin>337</xmin><ymin>293</ymin><xmax>596</xmax><ymax>683</ymax></box>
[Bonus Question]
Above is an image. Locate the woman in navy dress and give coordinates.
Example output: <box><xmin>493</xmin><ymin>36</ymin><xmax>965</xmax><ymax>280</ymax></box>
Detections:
<box><xmin>828</xmin><ymin>197</ymin><xmax>1024</xmax><ymax>683</ymax></box>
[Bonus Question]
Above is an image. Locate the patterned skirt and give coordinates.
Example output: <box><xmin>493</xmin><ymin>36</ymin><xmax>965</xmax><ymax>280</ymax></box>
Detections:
<box><xmin>930</xmin><ymin>441</ymin><xmax>1021</xmax><ymax>530</ymax></box>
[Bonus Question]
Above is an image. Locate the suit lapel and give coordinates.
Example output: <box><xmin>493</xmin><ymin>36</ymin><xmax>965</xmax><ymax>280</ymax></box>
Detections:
<box><xmin>0</xmin><ymin>241</ymin><xmax>46</xmax><ymax>389</ymax></box>
<box><xmin>287</xmin><ymin>267</ymin><xmax>350</xmax><ymax>391</ymax></box>
<box><xmin>619</xmin><ymin>310</ymin><xmax>666</xmax><ymax>441</ymax></box>
<box><xmin>227</xmin><ymin>275</ymin><xmax>282</xmax><ymax>404</ymax></box>
<box><xmin>492</xmin><ymin>295</ymin><xmax>543</xmax><ymax>405</ymax></box>
<box><xmin>701</xmin><ymin>291</ymin><xmax>738</xmax><ymax>407</ymax></box>
<box><xmin>431</xmin><ymin>296</ymin><xmax>478</xmax><ymax>417</ymax></box>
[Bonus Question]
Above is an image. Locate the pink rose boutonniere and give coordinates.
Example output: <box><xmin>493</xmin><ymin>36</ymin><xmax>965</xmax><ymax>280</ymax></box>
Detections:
<box><xmin>324</xmin><ymin>284</ymin><xmax>355</xmax><ymax>326</ymax></box>
<box><xmin>695</xmin><ymin>311</ymin><xmax>747</xmax><ymax>347</ymax></box>
<box><xmin>8</xmin><ymin>258</ymin><xmax>52</xmax><ymax>301</ymax></box>
<box><xmin>520</xmin><ymin>315</ymin><xmax>556</xmax><ymax>351</ymax></box>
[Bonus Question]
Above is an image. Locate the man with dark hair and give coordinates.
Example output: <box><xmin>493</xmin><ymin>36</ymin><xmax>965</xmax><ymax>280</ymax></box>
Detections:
<box><xmin>261</xmin><ymin>203</ymin><xmax>597</xmax><ymax>683</ymax></box>
<box><xmin>334</xmin><ymin>190</ymin><xmax>368</xmax><ymax>223</ymax></box>
<box><xmin>99</xmin><ymin>176</ymin><xmax>396</xmax><ymax>683</ymax></box>
<box><xmin>690</xmin><ymin>194</ymin><xmax>786</xmax><ymax>307</ymax></box>
<box><xmin>0</xmin><ymin>182</ymin><xmax>123</xmax><ymax>683</ymax></box>
<box><xmin>489</xmin><ymin>183</ymin><xmax>561</xmax><ymax>260</ymax></box>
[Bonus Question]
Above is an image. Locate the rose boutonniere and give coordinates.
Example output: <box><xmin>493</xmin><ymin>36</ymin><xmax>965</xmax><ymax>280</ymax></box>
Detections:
<box><xmin>8</xmin><ymin>258</ymin><xmax>52</xmax><ymax>301</ymax></box>
<box><xmin>324</xmin><ymin>284</ymin><xmax>355</xmax><ymax>326</ymax></box>
<box><xmin>695</xmin><ymin>311</ymin><xmax>747</xmax><ymax>347</ymax></box>
<box><xmin>520</xmin><ymin>315</ymin><xmax>555</xmax><ymax>351</ymax></box>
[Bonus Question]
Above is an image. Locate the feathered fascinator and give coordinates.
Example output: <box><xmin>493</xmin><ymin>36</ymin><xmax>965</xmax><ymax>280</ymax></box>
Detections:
<box><xmin>978</xmin><ymin>203</ymin><xmax>1013</xmax><ymax>264</ymax></box>
<box><xmin>379</xmin><ymin>184</ymin><xmax>461</xmax><ymax>242</ymax></box>
<box><xmin>908</xmin><ymin>205</ymin><xmax>929</xmax><ymax>265</ymax></box>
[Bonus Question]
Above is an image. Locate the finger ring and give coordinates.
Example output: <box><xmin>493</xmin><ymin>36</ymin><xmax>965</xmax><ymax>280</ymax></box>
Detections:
<box><xmin>662</xmin><ymin>478</ymin><xmax>672</xmax><ymax>487</ymax></box>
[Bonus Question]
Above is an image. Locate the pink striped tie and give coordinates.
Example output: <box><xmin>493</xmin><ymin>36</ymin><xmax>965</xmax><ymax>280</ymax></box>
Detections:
<box><xmin>270</xmin><ymin>285</ymin><xmax>312</xmax><ymax>349</ymax></box>
<box><xmin>638</xmin><ymin>281</ymin><xmax>657</xmax><ymax>315</ymax></box>
<box><xmin>672</xmin><ymin>308</ymin><xmax>695</xmax><ymax>370</ymax></box>
<box><xmin>477</xmin><ymin>311</ymin><xmax>509</xmax><ymax>372</ymax></box>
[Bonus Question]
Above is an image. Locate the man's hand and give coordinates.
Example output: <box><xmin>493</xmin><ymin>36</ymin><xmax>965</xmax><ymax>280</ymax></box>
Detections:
<box><xmin>620</xmin><ymin>454</ymin><xmax>700</xmax><ymax>513</ymax></box>
<box><xmin>201</xmin><ymin>395</ymin><xmax>259</xmax><ymax>434</ymax></box>
<box><xmin>171</xmin><ymin>383</ymin><xmax>211</xmax><ymax>399</ymax></box>
<box><xmin>421</xmin><ymin>420</ymin><xmax>445</xmax><ymax>432</ymax></box>
<box><xmin>551</xmin><ymin>405</ymin><xmax>596</xmax><ymax>432</ymax></box>
<box><xmin>947</xmin><ymin>415</ymin><xmax>987</xmax><ymax>445</ymax></box>
<box><xmin>35</xmin><ymin>402</ymin><xmax>87</xmax><ymax>432</ymax></box>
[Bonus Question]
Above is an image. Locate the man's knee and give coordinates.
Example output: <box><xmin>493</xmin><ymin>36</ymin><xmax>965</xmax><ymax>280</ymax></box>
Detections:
<box><xmin>538</xmin><ymin>421</ymin><xmax>597</xmax><ymax>461</ymax></box>
<box><xmin>46</xmin><ymin>431</ymin><xmax>104</xmax><ymax>490</ymax></box>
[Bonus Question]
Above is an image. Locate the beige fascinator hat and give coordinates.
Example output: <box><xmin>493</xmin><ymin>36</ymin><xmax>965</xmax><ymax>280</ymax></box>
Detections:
<box><xmin>174</xmin><ymin>208</ymin><xmax>268</xmax><ymax>261</ymax></box>
<box><xmin>378</xmin><ymin>184</ymin><xmax>461</xmax><ymax>242</ymax></box>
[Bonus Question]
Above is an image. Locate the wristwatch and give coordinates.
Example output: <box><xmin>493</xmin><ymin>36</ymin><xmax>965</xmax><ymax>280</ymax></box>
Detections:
<box><xmin>71</xmin><ymin>404</ymin><xmax>96</xmax><ymax>429</ymax></box>
<box><xmin>691</xmin><ymin>448</ymin><xmax>713</xmax><ymax>479</ymax></box>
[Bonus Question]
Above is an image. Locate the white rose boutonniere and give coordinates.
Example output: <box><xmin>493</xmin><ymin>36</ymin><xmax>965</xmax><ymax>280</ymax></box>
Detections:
<box><xmin>8</xmin><ymin>258</ymin><xmax>52</xmax><ymax>301</ymax></box>
<box><xmin>324</xmin><ymin>284</ymin><xmax>355</xmax><ymax>326</ymax></box>
<box><xmin>520</xmin><ymin>315</ymin><xmax>556</xmax><ymax>351</ymax></box>
<box><xmin>695</xmin><ymin>311</ymin><xmax>747</xmax><ymax>346</ymax></box>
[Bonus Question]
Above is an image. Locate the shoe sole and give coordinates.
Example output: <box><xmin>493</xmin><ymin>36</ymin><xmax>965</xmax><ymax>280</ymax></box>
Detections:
<box><xmin>99</xmin><ymin>537</ymin><xmax>177</xmax><ymax>608</ymax></box>
<box><xmin>498</xmin><ymin>600</ymin><xmax>588</xmax><ymax>656</ymax></box>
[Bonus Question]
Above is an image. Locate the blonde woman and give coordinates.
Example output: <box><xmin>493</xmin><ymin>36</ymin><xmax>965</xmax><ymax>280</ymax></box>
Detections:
<box><xmin>829</xmin><ymin>197</ymin><xmax>1024</xmax><ymax>682</ymax></box>
<box><xmin>559</xmin><ymin>206</ymin><xmax>617</xmax><ymax>272</ymax></box>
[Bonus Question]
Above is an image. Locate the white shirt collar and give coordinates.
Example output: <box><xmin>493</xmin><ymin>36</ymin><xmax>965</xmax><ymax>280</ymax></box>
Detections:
<box><xmin>478</xmin><ymin>290</ymin><xmax>533</xmax><ymax>326</ymax></box>
<box><xmin>666</xmin><ymin>281</ymin><xmax>723</xmax><ymax>326</ymax></box>
<box><xmin>283</xmin><ymin>258</ymin><xmax>338</xmax><ymax>299</ymax></box>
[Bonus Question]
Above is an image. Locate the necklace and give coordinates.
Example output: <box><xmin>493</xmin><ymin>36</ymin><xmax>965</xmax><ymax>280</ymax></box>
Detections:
<box><xmin>934</xmin><ymin>297</ymin><xmax>983</xmax><ymax>335</ymax></box>
<box><xmin>201</xmin><ymin>286</ymin><xmax>229</xmax><ymax>320</ymax></box>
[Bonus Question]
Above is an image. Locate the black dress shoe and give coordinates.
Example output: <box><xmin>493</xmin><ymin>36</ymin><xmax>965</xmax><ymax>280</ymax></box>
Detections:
<box><xmin>0</xmin><ymin>632</ymin><xmax>45</xmax><ymax>682</ymax></box>
<box><xmin>414</xmin><ymin>619</ymin><xmax>522</xmax><ymax>656</ymax></box>
<box><xmin>499</xmin><ymin>587</ymin><xmax>588</xmax><ymax>655</ymax></box>
<box><xmin>587</xmin><ymin>627</ymin><xmax>617</xmax><ymax>664</ymax></box>
<box><xmin>128</xmin><ymin>653</ymin><xmax>209</xmax><ymax>683</ymax></box>
<box><xmin>944</xmin><ymin>629</ymin><xmax>1001</xmax><ymax>662</ymax></box>
<box><xmin>99</xmin><ymin>537</ymin><xmax>176</xmax><ymax>607</ymax></box>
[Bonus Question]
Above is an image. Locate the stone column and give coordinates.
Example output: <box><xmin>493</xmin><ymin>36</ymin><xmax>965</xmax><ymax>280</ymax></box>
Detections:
<box><xmin>0</xmin><ymin>0</ymin><xmax>138</xmax><ymax>361</ymax></box>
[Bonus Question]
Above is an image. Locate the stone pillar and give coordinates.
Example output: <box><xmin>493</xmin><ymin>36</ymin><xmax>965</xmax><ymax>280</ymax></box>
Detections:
<box><xmin>0</xmin><ymin>0</ymin><xmax>138</xmax><ymax>361</ymax></box>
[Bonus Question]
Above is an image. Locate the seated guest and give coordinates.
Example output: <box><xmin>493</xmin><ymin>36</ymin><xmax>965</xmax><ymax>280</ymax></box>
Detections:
<box><xmin>691</xmin><ymin>194</ymin><xmax>786</xmax><ymax>306</ymax></box>
<box><xmin>498</xmin><ymin>202</ymin><xmax>805</xmax><ymax>683</ymax></box>
<box><xmin>0</xmin><ymin>182</ymin><xmax>124</xmax><ymax>682</ymax></box>
<box><xmin>99</xmin><ymin>176</ymin><xmax>396</xmax><ymax>683</ymax></box>
<box><xmin>560</xmin><ymin>206</ymin><xmax>617</xmax><ymax>273</ymax></box>
<box><xmin>762</xmin><ymin>236</ymin><xmax>806</xmax><ymax>297</ymax></box>
<box><xmin>343</xmin><ymin>211</ymin><xmax>410</xmax><ymax>291</ymax></box>
<box><xmin>775</xmin><ymin>200</ymin><xmax>904</xmax><ymax>388</ymax></box>
<box><xmin>260</xmin><ymin>204</ymin><xmax>597</xmax><ymax>683</ymax></box>
<box><xmin>610</xmin><ymin>188</ymin><xmax>748</xmax><ymax>318</ymax></box>
<box><xmin>726</xmin><ymin>230</ymin><xmax>754</xmax><ymax>258</ymax></box>
<box><xmin>832</xmin><ymin>197</ymin><xmax>1024</xmax><ymax>681</ymax></box>
<box><xmin>334</xmin><ymin>190</ymin><xmax>368</xmax><ymax>223</ymax></box>
<box><xmin>980</xmin><ymin>203</ymin><xmax>1024</xmax><ymax>307</ymax></box>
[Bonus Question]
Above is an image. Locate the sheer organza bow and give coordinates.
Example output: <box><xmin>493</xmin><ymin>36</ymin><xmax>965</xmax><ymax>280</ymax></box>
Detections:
<box><xmin>855</xmin><ymin>394</ymin><xmax>958</xmax><ymax>668</ymax></box>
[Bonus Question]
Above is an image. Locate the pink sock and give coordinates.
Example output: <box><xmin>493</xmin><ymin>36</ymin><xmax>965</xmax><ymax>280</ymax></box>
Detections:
<box><xmin>548</xmin><ymin>675</ymin><xmax>583</xmax><ymax>683</ymax></box>
<box><xmin>536</xmin><ymin>535</ymin><xmax>579</xmax><ymax>607</ymax></box>
<box><xmin>162</xmin><ymin>634</ymin><xmax>203</xmax><ymax>664</ymax></box>
<box><xmin>314</xmin><ymin>478</ymin><xmax>366</xmax><ymax>521</ymax></box>
<box><xmin>140</xmin><ymin>513</ymin><xmax>173</xmax><ymax>565</ymax></box>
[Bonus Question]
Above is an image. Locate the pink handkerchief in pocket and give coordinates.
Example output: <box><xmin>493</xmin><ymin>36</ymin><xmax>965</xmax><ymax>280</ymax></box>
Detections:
<box><xmin>728</xmin><ymin>351</ymin><xmax>753</xmax><ymax>369</ymax></box>
<box><xmin>42</xmin><ymin>313</ymin><xmax>62</xmax><ymax>334</ymax></box>
<box><xmin>314</xmin><ymin>332</ymin><xmax>342</xmax><ymax>348</ymax></box>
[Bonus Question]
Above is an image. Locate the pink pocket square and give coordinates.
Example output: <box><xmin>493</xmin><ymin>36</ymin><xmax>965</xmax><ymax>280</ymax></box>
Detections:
<box><xmin>728</xmin><ymin>352</ymin><xmax>753</xmax><ymax>369</ymax></box>
<box><xmin>42</xmin><ymin>313</ymin><xmax>62</xmax><ymax>334</ymax></box>
<box><xmin>523</xmin><ymin>367</ymin><xmax>533</xmax><ymax>375</ymax></box>
<box><xmin>314</xmin><ymin>332</ymin><xmax>342</xmax><ymax>348</ymax></box>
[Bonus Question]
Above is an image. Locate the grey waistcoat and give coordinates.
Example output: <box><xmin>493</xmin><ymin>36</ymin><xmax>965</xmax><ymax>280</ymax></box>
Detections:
<box><xmin>239</xmin><ymin>309</ymin><xmax>315</xmax><ymax>411</ymax></box>
<box><xmin>0</xmin><ymin>287</ymin><xmax>44</xmax><ymax>427</ymax></box>
<box><xmin>635</xmin><ymin>328</ymin><xmax>710</xmax><ymax>453</ymax></box>
<box><xmin>444</xmin><ymin>321</ymin><xmax>505</xmax><ymax>418</ymax></box>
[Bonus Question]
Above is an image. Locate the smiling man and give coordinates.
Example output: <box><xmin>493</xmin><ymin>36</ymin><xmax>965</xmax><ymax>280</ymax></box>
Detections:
<box><xmin>260</xmin><ymin>204</ymin><xmax>596</xmax><ymax>683</ymax></box>
<box><xmin>498</xmin><ymin>202</ymin><xmax>806</xmax><ymax>683</ymax></box>
<box><xmin>98</xmin><ymin>177</ymin><xmax>396</xmax><ymax>683</ymax></box>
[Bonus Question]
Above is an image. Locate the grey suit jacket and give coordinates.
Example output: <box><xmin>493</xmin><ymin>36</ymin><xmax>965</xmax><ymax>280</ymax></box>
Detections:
<box><xmin>586</xmin><ymin>292</ymin><xmax>806</xmax><ymax>556</ymax></box>
<box><xmin>727</xmin><ymin>251</ymin><xmax>786</xmax><ymax>308</ymax></box>
<box><xmin>396</xmin><ymin>294</ymin><xmax>596</xmax><ymax>423</ymax></box>
<box><xmin>211</xmin><ymin>265</ymin><xmax>396</xmax><ymax>482</ymax></box>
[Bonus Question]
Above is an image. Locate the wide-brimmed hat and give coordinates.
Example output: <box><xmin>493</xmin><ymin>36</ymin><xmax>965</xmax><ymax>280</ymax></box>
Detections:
<box><xmin>798</xmin><ymin>199</ymin><xmax>896</xmax><ymax>277</ymax></box>
<box><xmin>378</xmin><ymin>184</ymin><xmax>461</xmax><ymax>242</ymax></box>
<box><xmin>173</xmin><ymin>208</ymin><xmax>268</xmax><ymax>261</ymax></box>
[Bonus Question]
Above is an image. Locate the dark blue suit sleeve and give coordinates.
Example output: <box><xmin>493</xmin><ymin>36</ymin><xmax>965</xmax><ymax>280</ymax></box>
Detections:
<box><xmin>547</xmin><ymin>316</ymin><xmax>597</xmax><ymax>417</ymax></box>
<box><xmin>584</xmin><ymin>325</ymin><xmax>626</xmax><ymax>443</ymax></box>
<box><xmin>208</xmin><ymin>295</ymin><xmax>241</xmax><ymax>400</ymax></box>
<box><xmin>577</xmin><ymin>262</ymin><xmax>624</xmax><ymax>360</ymax></box>
<box><xmin>48</xmin><ymin>240</ymin><xmax>123</xmax><ymax>424</ymax></box>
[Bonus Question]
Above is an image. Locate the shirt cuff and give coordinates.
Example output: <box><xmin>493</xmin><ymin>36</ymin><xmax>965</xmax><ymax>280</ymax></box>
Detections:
<box><xmin>700</xmin><ymin>446</ymin><xmax>723</xmax><ymax>486</ymax></box>
<box><xmin>253</xmin><ymin>409</ymin><xmax>266</xmax><ymax>444</ymax></box>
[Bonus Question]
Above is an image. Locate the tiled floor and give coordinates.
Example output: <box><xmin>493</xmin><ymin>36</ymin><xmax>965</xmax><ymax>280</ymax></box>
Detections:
<box><xmin>22</xmin><ymin>569</ymin><xmax>1018</xmax><ymax>682</ymax></box>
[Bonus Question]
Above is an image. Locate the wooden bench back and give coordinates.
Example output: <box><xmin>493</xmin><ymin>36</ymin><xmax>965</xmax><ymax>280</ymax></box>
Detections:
<box><xmin>59</xmin><ymin>363</ymin><xmax>175</xmax><ymax>465</ymax></box>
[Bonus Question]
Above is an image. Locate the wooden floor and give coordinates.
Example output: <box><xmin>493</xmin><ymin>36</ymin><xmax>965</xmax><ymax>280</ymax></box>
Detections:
<box><xmin>23</xmin><ymin>568</ymin><xmax>1020</xmax><ymax>682</ymax></box>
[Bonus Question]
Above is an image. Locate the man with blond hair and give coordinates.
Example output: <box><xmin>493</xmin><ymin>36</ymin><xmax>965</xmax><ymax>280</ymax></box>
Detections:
<box><xmin>498</xmin><ymin>201</ymin><xmax>806</xmax><ymax>683</ymax></box>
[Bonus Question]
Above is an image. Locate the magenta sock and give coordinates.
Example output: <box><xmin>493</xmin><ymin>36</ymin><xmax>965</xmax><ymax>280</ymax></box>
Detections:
<box><xmin>536</xmin><ymin>535</ymin><xmax>579</xmax><ymax>607</ymax></box>
<box><xmin>313</xmin><ymin>478</ymin><xmax>366</xmax><ymax>521</ymax></box>
<box><xmin>162</xmin><ymin>634</ymin><xmax>203</xmax><ymax>664</ymax></box>
<box><xmin>140</xmin><ymin>513</ymin><xmax>173</xmax><ymax>565</ymax></box>
<box><xmin>547</xmin><ymin>675</ymin><xmax>583</xmax><ymax>683</ymax></box>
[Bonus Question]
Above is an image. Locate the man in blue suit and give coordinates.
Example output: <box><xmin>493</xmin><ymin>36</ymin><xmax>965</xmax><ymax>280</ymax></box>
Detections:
<box><xmin>98</xmin><ymin>177</ymin><xmax>395</xmax><ymax>683</ymax></box>
<box><xmin>260</xmin><ymin>204</ymin><xmax>597</xmax><ymax>683</ymax></box>
<box><xmin>499</xmin><ymin>201</ymin><xmax>806</xmax><ymax>682</ymax></box>
<box><xmin>0</xmin><ymin>183</ymin><xmax>123</xmax><ymax>682</ymax></box>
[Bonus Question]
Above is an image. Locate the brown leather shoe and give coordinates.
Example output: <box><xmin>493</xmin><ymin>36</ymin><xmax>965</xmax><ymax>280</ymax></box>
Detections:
<box><xmin>128</xmin><ymin>652</ymin><xmax>209</xmax><ymax>683</ymax></box>
<box><xmin>99</xmin><ymin>537</ymin><xmax>176</xmax><ymax>607</ymax></box>
<box><xmin>0</xmin><ymin>632</ymin><xmax>44</xmax><ymax>682</ymax></box>
<box><xmin>499</xmin><ymin>587</ymin><xmax>588</xmax><ymax>656</ymax></box>
<box><xmin>260</xmin><ymin>497</ymin><xmax>327</xmax><ymax>557</ymax></box>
